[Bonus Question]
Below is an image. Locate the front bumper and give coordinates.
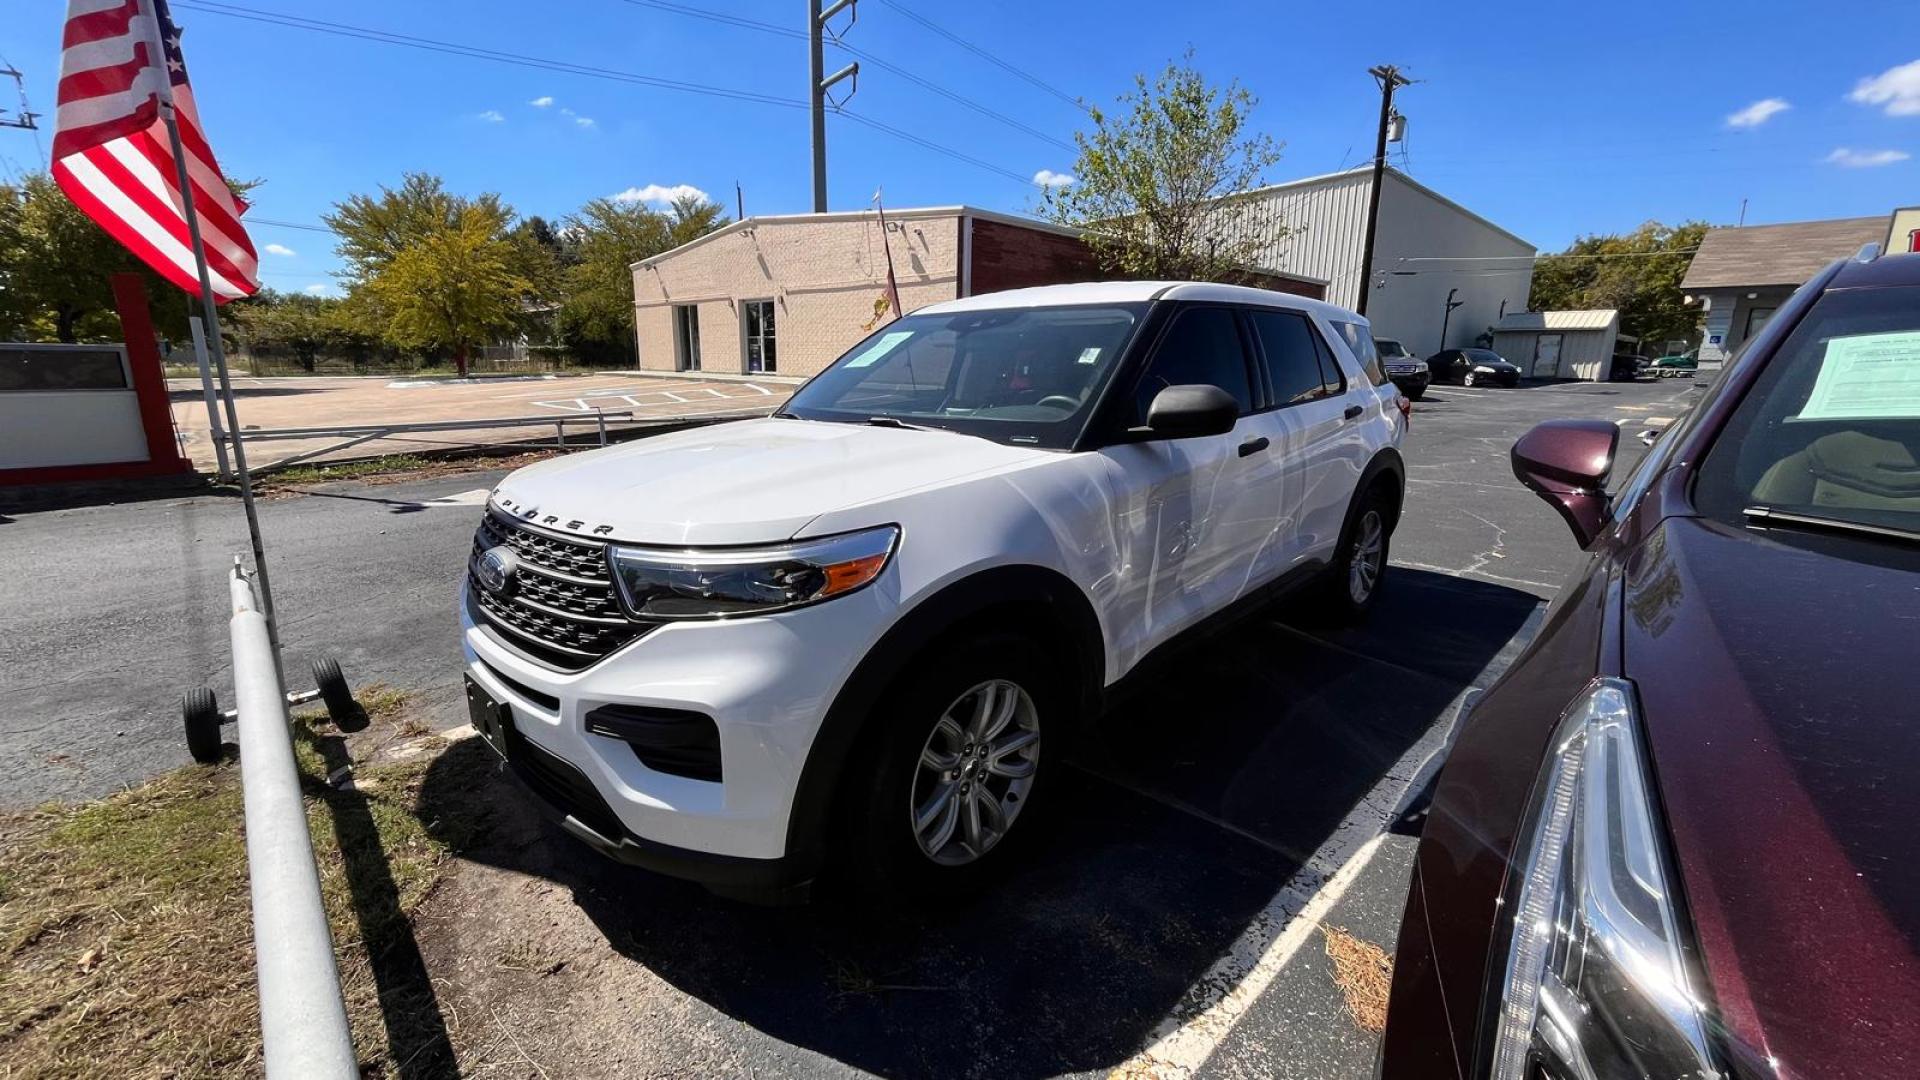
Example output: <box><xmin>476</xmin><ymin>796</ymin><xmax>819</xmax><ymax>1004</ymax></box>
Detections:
<box><xmin>1386</xmin><ymin>368</ymin><xmax>1430</xmax><ymax>395</ymax></box>
<box><xmin>459</xmin><ymin>579</ymin><xmax>893</xmax><ymax>879</ymax></box>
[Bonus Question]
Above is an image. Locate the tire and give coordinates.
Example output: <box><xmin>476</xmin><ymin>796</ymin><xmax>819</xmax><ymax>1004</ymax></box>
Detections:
<box><xmin>841</xmin><ymin>631</ymin><xmax>1064</xmax><ymax>901</ymax></box>
<box><xmin>311</xmin><ymin>657</ymin><xmax>364</xmax><ymax>730</ymax></box>
<box><xmin>183</xmin><ymin>687</ymin><xmax>223</xmax><ymax>763</ymax></box>
<box><xmin>1462</xmin><ymin>371</ymin><xmax>1478</xmax><ymax>387</ymax></box>
<box><xmin>1322</xmin><ymin>486</ymin><xmax>1394</xmax><ymax>623</ymax></box>
<box><xmin>1406</xmin><ymin>387</ymin><xmax>1425</xmax><ymax>401</ymax></box>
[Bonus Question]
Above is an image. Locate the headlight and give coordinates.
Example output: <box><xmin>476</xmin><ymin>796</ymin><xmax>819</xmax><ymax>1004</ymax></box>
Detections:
<box><xmin>1491</xmin><ymin>678</ymin><xmax>1721</xmax><ymax>1080</ymax></box>
<box><xmin>609</xmin><ymin>525</ymin><xmax>898</xmax><ymax>619</ymax></box>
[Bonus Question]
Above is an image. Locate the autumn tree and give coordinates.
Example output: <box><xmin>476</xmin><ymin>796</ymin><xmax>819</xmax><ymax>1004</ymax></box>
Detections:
<box><xmin>1529</xmin><ymin>221</ymin><xmax>1709</xmax><ymax>350</ymax></box>
<box><xmin>1041</xmin><ymin>56</ymin><xmax>1287</xmax><ymax>281</ymax></box>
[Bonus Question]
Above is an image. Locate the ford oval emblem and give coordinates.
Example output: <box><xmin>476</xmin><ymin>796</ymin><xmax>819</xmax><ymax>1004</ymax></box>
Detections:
<box><xmin>476</xmin><ymin>546</ymin><xmax>519</xmax><ymax>597</ymax></box>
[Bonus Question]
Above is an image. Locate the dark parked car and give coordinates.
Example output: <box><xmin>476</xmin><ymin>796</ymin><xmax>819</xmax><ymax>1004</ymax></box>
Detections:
<box><xmin>1381</xmin><ymin>247</ymin><xmax>1920</xmax><ymax>1078</ymax></box>
<box><xmin>1607</xmin><ymin>352</ymin><xmax>1648</xmax><ymax>381</ymax></box>
<box><xmin>1375</xmin><ymin>336</ymin><xmax>1431</xmax><ymax>399</ymax></box>
<box><xmin>1427</xmin><ymin>347</ymin><xmax>1521</xmax><ymax>387</ymax></box>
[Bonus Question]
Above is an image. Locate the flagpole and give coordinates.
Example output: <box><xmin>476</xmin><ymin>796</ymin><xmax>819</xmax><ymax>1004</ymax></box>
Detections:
<box><xmin>140</xmin><ymin>0</ymin><xmax>285</xmax><ymax>677</ymax></box>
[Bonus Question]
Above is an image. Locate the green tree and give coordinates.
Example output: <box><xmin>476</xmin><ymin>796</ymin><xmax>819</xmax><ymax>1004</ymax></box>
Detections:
<box><xmin>1041</xmin><ymin>56</ymin><xmax>1287</xmax><ymax>281</ymax></box>
<box><xmin>0</xmin><ymin>173</ymin><xmax>142</xmax><ymax>342</ymax></box>
<box><xmin>362</xmin><ymin>204</ymin><xmax>534</xmax><ymax>375</ymax></box>
<box><xmin>557</xmin><ymin>195</ymin><xmax>729</xmax><ymax>363</ymax></box>
<box><xmin>226</xmin><ymin>289</ymin><xmax>361</xmax><ymax>372</ymax></box>
<box><xmin>1528</xmin><ymin>221</ymin><xmax>1709</xmax><ymax>350</ymax></box>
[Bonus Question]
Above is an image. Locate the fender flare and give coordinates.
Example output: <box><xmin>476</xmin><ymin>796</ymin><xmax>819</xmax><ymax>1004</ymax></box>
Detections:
<box><xmin>1349</xmin><ymin>446</ymin><xmax>1407</xmax><ymax>536</ymax></box>
<box><xmin>780</xmin><ymin>564</ymin><xmax>1104</xmax><ymax>874</ymax></box>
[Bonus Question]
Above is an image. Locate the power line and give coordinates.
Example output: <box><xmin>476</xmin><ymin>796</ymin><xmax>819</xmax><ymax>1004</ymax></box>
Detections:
<box><xmin>172</xmin><ymin>2</ymin><xmax>809</xmax><ymax>110</ymax></box>
<box><xmin>879</xmin><ymin>0</ymin><xmax>1085</xmax><ymax>112</ymax></box>
<box><xmin>173</xmin><ymin>2</ymin><xmax>1045</xmax><ymax>189</ymax></box>
<box><xmin>609</xmin><ymin>0</ymin><xmax>1073</xmax><ymax>151</ymax></box>
<box><xmin>1397</xmin><ymin>248</ymin><xmax>1700</xmax><ymax>264</ymax></box>
<box><xmin>250</xmin><ymin>217</ymin><xmax>336</xmax><ymax>234</ymax></box>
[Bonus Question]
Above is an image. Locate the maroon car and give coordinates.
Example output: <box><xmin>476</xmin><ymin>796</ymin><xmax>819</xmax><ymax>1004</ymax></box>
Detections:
<box><xmin>1380</xmin><ymin>248</ymin><xmax>1920</xmax><ymax>1079</ymax></box>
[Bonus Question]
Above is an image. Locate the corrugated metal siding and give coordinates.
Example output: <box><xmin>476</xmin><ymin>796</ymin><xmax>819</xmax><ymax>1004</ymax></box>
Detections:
<box><xmin>1366</xmin><ymin>175</ymin><xmax>1536</xmax><ymax>358</ymax></box>
<box><xmin>1234</xmin><ymin>171</ymin><xmax>1376</xmax><ymax>310</ymax></box>
<box><xmin>1491</xmin><ymin>326</ymin><xmax>1618</xmax><ymax>381</ymax></box>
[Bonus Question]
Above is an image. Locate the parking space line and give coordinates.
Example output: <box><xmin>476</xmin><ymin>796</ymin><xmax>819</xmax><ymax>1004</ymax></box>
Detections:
<box><xmin>1111</xmin><ymin>694</ymin><xmax>1465</xmax><ymax>1079</ymax></box>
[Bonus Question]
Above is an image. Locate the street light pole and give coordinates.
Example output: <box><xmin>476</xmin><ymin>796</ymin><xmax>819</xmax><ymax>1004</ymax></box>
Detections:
<box><xmin>1440</xmin><ymin>287</ymin><xmax>1465</xmax><ymax>349</ymax></box>
<box><xmin>1356</xmin><ymin>64</ymin><xmax>1410</xmax><ymax>317</ymax></box>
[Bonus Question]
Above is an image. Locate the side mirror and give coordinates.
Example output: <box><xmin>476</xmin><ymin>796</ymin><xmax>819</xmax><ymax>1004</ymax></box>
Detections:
<box><xmin>1142</xmin><ymin>384</ymin><xmax>1239</xmax><ymax>439</ymax></box>
<box><xmin>1512</xmin><ymin>419</ymin><xmax>1620</xmax><ymax>547</ymax></box>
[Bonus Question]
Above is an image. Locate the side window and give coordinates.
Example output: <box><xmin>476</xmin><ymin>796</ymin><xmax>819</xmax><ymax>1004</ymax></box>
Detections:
<box><xmin>1250</xmin><ymin>309</ymin><xmax>1332</xmax><ymax>405</ymax></box>
<box><xmin>1330</xmin><ymin>318</ymin><xmax>1390</xmax><ymax>387</ymax></box>
<box><xmin>1310</xmin><ymin>327</ymin><xmax>1347</xmax><ymax>396</ymax></box>
<box><xmin>1130</xmin><ymin>307</ymin><xmax>1254</xmax><ymax>425</ymax></box>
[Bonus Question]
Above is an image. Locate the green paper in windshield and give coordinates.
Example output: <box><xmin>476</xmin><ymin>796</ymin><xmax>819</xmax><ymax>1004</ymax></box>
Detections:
<box><xmin>1796</xmin><ymin>330</ymin><xmax>1920</xmax><ymax>420</ymax></box>
<box><xmin>843</xmin><ymin>330</ymin><xmax>914</xmax><ymax>369</ymax></box>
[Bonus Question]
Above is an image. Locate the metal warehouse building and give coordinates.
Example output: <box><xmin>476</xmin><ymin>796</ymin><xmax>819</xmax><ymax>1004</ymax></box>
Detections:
<box><xmin>1491</xmin><ymin>309</ymin><xmax>1621</xmax><ymax>380</ymax></box>
<box><xmin>630</xmin><ymin>206</ymin><xmax>1326</xmax><ymax>379</ymax></box>
<box><xmin>1232</xmin><ymin>165</ymin><xmax>1536</xmax><ymax>360</ymax></box>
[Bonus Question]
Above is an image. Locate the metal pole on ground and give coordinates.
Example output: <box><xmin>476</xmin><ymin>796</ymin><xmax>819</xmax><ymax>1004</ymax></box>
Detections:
<box><xmin>228</xmin><ymin>563</ymin><xmax>358</xmax><ymax>1079</ymax></box>
<box><xmin>189</xmin><ymin>316</ymin><xmax>232</xmax><ymax>481</ymax></box>
<box><xmin>142</xmin><ymin>4</ymin><xmax>284</xmax><ymax>677</ymax></box>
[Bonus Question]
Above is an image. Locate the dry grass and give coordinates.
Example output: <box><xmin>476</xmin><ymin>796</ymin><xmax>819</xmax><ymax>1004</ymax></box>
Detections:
<box><xmin>0</xmin><ymin>685</ymin><xmax>470</xmax><ymax>1078</ymax></box>
<box><xmin>256</xmin><ymin>448</ymin><xmax>561</xmax><ymax>492</ymax></box>
<box><xmin>1321</xmin><ymin>925</ymin><xmax>1394</xmax><ymax>1032</ymax></box>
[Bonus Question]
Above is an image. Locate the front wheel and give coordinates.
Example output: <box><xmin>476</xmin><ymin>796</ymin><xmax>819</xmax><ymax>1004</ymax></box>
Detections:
<box><xmin>843</xmin><ymin>633</ymin><xmax>1062</xmax><ymax>900</ymax></box>
<box><xmin>1462</xmin><ymin>371</ymin><xmax>1478</xmax><ymax>387</ymax></box>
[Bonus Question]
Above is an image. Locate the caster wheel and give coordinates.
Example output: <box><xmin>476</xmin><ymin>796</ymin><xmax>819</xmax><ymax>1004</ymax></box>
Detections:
<box><xmin>183</xmin><ymin>687</ymin><xmax>223</xmax><ymax>763</ymax></box>
<box><xmin>311</xmin><ymin>658</ymin><xmax>364</xmax><ymax>730</ymax></box>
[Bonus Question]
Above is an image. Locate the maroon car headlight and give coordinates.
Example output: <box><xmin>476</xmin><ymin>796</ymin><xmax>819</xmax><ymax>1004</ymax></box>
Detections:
<box><xmin>1489</xmin><ymin>678</ymin><xmax>1721</xmax><ymax>1080</ymax></box>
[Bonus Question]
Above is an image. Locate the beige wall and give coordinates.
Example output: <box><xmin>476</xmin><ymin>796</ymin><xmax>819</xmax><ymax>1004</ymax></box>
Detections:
<box><xmin>634</xmin><ymin>212</ymin><xmax>963</xmax><ymax>379</ymax></box>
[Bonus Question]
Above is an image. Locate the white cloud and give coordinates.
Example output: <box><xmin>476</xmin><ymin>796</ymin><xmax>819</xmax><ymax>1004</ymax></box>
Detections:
<box><xmin>302</xmin><ymin>283</ymin><xmax>332</xmax><ymax>297</ymax></box>
<box><xmin>611</xmin><ymin>183</ymin><xmax>710</xmax><ymax>206</ymax></box>
<box><xmin>574</xmin><ymin>116</ymin><xmax>596</xmax><ymax>129</ymax></box>
<box><xmin>262</xmin><ymin>242</ymin><xmax>296</xmax><ymax>257</ymax></box>
<box><xmin>1726</xmin><ymin>97</ymin><xmax>1790</xmax><ymax>128</ymax></box>
<box><xmin>1849</xmin><ymin>59</ymin><xmax>1920</xmax><ymax>116</ymax></box>
<box><xmin>560</xmin><ymin>107</ymin><xmax>576</xmax><ymax>115</ymax></box>
<box><xmin>478</xmin><ymin>109</ymin><xmax>505</xmax><ymax>123</ymax></box>
<box><xmin>530</xmin><ymin>95</ymin><xmax>554</xmax><ymax>108</ymax></box>
<box><xmin>1824</xmin><ymin>146</ymin><xmax>1911</xmax><ymax>168</ymax></box>
<box><xmin>1032</xmin><ymin>168</ymin><xmax>1075</xmax><ymax>188</ymax></box>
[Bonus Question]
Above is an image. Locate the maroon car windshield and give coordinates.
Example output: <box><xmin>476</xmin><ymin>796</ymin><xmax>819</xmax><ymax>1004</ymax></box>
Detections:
<box><xmin>1693</xmin><ymin>284</ymin><xmax>1920</xmax><ymax>548</ymax></box>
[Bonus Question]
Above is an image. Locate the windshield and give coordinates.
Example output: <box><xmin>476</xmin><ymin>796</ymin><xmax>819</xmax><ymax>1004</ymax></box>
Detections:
<box><xmin>781</xmin><ymin>303</ymin><xmax>1150</xmax><ymax>449</ymax></box>
<box><xmin>1375</xmin><ymin>338</ymin><xmax>1412</xmax><ymax>360</ymax></box>
<box><xmin>1465</xmin><ymin>349</ymin><xmax>1507</xmax><ymax>364</ymax></box>
<box><xmin>1695</xmin><ymin>284</ymin><xmax>1920</xmax><ymax>540</ymax></box>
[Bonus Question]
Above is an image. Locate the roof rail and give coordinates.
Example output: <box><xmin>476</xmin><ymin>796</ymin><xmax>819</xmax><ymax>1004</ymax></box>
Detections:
<box><xmin>1855</xmin><ymin>242</ymin><xmax>1882</xmax><ymax>263</ymax></box>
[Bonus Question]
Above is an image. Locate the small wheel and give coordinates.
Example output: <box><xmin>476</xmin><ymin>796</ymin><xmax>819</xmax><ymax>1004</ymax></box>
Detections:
<box><xmin>311</xmin><ymin>658</ymin><xmax>362</xmax><ymax>729</ymax></box>
<box><xmin>183</xmin><ymin>687</ymin><xmax>223</xmax><ymax>763</ymax></box>
<box><xmin>843</xmin><ymin>632</ymin><xmax>1062</xmax><ymax>901</ymax></box>
<box><xmin>1462</xmin><ymin>371</ymin><xmax>1478</xmax><ymax>387</ymax></box>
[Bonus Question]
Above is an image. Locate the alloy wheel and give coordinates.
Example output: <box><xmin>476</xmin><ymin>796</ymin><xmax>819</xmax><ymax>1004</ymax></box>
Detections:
<box><xmin>909</xmin><ymin>679</ymin><xmax>1041</xmax><ymax>866</ymax></box>
<box><xmin>1349</xmin><ymin>510</ymin><xmax>1385</xmax><ymax>605</ymax></box>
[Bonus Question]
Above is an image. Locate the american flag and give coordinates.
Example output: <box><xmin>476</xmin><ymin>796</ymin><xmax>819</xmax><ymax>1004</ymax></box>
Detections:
<box><xmin>52</xmin><ymin>0</ymin><xmax>259</xmax><ymax>301</ymax></box>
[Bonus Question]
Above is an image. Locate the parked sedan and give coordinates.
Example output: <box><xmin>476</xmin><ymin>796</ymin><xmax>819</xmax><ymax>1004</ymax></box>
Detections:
<box><xmin>1375</xmin><ymin>337</ymin><xmax>1431</xmax><ymax>399</ymax></box>
<box><xmin>1380</xmin><ymin>248</ymin><xmax>1920</xmax><ymax>1077</ymax></box>
<box><xmin>1427</xmin><ymin>347</ymin><xmax>1522</xmax><ymax>387</ymax></box>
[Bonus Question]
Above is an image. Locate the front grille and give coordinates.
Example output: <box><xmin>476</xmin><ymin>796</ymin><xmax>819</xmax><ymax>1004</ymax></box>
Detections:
<box><xmin>469</xmin><ymin>511</ymin><xmax>649</xmax><ymax>670</ymax></box>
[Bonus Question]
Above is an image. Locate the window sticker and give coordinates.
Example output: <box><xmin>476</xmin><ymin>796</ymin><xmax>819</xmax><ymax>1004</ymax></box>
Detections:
<box><xmin>1796</xmin><ymin>331</ymin><xmax>1920</xmax><ymax>420</ymax></box>
<box><xmin>1076</xmin><ymin>347</ymin><xmax>1103</xmax><ymax>365</ymax></box>
<box><xmin>843</xmin><ymin>330</ymin><xmax>914</xmax><ymax>369</ymax></box>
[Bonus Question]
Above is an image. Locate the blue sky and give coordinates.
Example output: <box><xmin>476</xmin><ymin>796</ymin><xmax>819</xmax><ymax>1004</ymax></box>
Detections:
<box><xmin>4</xmin><ymin>0</ymin><xmax>1919</xmax><ymax>296</ymax></box>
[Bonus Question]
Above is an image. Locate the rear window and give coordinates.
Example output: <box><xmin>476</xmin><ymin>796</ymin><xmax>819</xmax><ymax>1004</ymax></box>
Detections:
<box><xmin>1694</xmin><ymin>284</ymin><xmax>1920</xmax><ymax>538</ymax></box>
<box><xmin>1329</xmin><ymin>319</ymin><xmax>1390</xmax><ymax>387</ymax></box>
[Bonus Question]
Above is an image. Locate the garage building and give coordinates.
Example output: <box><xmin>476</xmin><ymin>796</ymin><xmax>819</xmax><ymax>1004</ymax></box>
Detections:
<box><xmin>1491</xmin><ymin>309</ymin><xmax>1621</xmax><ymax>380</ymax></box>
<box><xmin>631</xmin><ymin>206</ymin><xmax>1326</xmax><ymax>379</ymax></box>
<box><xmin>1229</xmin><ymin>165</ymin><xmax>1536</xmax><ymax>360</ymax></box>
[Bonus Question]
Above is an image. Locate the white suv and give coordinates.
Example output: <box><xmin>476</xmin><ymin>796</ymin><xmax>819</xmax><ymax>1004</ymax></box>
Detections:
<box><xmin>460</xmin><ymin>282</ymin><xmax>1408</xmax><ymax>899</ymax></box>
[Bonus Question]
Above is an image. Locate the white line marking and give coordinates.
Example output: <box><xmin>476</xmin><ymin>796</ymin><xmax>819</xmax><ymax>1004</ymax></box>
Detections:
<box><xmin>415</xmin><ymin>488</ymin><xmax>491</xmax><ymax>508</ymax></box>
<box><xmin>1113</xmin><ymin>702</ymin><xmax>1462</xmax><ymax>1079</ymax></box>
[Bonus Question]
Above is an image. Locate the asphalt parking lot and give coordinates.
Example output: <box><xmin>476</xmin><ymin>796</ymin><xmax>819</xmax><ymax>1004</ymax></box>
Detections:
<box><xmin>0</xmin><ymin>376</ymin><xmax>1700</xmax><ymax>1077</ymax></box>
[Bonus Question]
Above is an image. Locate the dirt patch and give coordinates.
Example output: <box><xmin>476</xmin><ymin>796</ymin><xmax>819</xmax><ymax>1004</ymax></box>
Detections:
<box><xmin>251</xmin><ymin>449</ymin><xmax>563</xmax><ymax>496</ymax></box>
<box><xmin>0</xmin><ymin>687</ymin><xmax>490</xmax><ymax>1078</ymax></box>
<box><xmin>1321</xmin><ymin>925</ymin><xmax>1393</xmax><ymax>1032</ymax></box>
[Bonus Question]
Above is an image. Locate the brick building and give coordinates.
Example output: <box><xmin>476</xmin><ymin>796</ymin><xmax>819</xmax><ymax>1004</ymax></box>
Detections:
<box><xmin>630</xmin><ymin>206</ymin><xmax>1326</xmax><ymax>379</ymax></box>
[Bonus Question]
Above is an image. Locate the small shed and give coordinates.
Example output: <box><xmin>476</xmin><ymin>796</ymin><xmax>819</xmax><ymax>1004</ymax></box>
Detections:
<box><xmin>1491</xmin><ymin>309</ymin><xmax>1620</xmax><ymax>381</ymax></box>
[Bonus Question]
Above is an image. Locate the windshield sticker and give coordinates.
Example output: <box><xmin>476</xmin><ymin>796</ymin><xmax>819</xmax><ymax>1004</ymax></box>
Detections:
<box><xmin>1076</xmin><ymin>347</ymin><xmax>1102</xmax><ymax>365</ymax></box>
<box><xmin>844</xmin><ymin>330</ymin><xmax>914</xmax><ymax>369</ymax></box>
<box><xmin>1796</xmin><ymin>331</ymin><xmax>1920</xmax><ymax>420</ymax></box>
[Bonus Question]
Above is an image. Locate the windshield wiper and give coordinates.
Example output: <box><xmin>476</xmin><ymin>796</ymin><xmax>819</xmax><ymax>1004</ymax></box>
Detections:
<box><xmin>863</xmin><ymin>415</ymin><xmax>937</xmax><ymax>432</ymax></box>
<box><xmin>1741</xmin><ymin>505</ymin><xmax>1920</xmax><ymax>547</ymax></box>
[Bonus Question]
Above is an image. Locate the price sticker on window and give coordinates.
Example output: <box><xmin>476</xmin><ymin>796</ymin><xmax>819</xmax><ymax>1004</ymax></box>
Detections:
<box><xmin>1796</xmin><ymin>331</ymin><xmax>1920</xmax><ymax>420</ymax></box>
<box><xmin>844</xmin><ymin>331</ymin><xmax>915</xmax><ymax>369</ymax></box>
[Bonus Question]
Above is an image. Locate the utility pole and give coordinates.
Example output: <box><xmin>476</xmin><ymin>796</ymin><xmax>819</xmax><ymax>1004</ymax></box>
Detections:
<box><xmin>808</xmin><ymin>0</ymin><xmax>859</xmax><ymax>212</ymax></box>
<box><xmin>0</xmin><ymin>68</ymin><xmax>42</xmax><ymax>131</ymax></box>
<box><xmin>1440</xmin><ymin>287</ymin><xmax>1464</xmax><ymax>349</ymax></box>
<box><xmin>1356</xmin><ymin>63</ymin><xmax>1410</xmax><ymax>317</ymax></box>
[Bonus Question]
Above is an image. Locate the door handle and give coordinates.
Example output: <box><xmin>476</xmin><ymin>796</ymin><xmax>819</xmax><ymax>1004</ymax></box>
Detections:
<box><xmin>1343</xmin><ymin>404</ymin><xmax>1364</xmax><ymax>420</ymax></box>
<box><xmin>1238</xmin><ymin>436</ymin><xmax>1270</xmax><ymax>457</ymax></box>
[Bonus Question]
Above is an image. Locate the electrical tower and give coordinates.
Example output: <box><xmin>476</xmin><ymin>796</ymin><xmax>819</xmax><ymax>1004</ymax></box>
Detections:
<box><xmin>808</xmin><ymin>0</ymin><xmax>859</xmax><ymax>212</ymax></box>
<box><xmin>1</xmin><ymin>68</ymin><xmax>41</xmax><ymax>132</ymax></box>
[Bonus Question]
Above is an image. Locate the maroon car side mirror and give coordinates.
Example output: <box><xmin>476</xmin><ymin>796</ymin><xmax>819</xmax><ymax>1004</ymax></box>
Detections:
<box><xmin>1512</xmin><ymin>419</ymin><xmax>1620</xmax><ymax>547</ymax></box>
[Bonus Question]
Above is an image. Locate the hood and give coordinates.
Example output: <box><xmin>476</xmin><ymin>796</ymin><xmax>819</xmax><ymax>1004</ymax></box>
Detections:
<box><xmin>1620</xmin><ymin>516</ymin><xmax>1920</xmax><ymax>1077</ymax></box>
<box><xmin>490</xmin><ymin>417</ymin><xmax>1051</xmax><ymax>545</ymax></box>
